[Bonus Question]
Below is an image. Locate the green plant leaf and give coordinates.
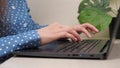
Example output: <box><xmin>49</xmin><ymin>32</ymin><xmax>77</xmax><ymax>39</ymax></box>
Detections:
<box><xmin>78</xmin><ymin>0</ymin><xmax>112</xmax><ymax>13</ymax></box>
<box><xmin>78</xmin><ymin>0</ymin><xmax>93</xmax><ymax>13</ymax></box>
<box><xmin>102</xmin><ymin>0</ymin><xmax>110</xmax><ymax>7</ymax></box>
<box><xmin>78</xmin><ymin>0</ymin><xmax>112</xmax><ymax>31</ymax></box>
<box><xmin>78</xmin><ymin>7</ymin><xmax>112</xmax><ymax>31</ymax></box>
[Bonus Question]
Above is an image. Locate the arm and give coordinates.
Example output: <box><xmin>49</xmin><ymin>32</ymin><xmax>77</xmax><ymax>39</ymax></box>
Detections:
<box><xmin>0</xmin><ymin>30</ymin><xmax>40</xmax><ymax>57</ymax></box>
<box><xmin>37</xmin><ymin>23</ymin><xmax>99</xmax><ymax>45</ymax></box>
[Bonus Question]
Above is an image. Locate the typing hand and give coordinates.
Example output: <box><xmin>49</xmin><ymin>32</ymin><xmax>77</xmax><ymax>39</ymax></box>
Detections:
<box><xmin>37</xmin><ymin>23</ymin><xmax>98</xmax><ymax>45</ymax></box>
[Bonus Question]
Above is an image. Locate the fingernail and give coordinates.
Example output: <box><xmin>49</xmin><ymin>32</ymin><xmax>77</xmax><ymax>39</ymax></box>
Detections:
<box><xmin>89</xmin><ymin>35</ymin><xmax>91</xmax><ymax>38</ymax></box>
<box><xmin>96</xmin><ymin>29</ymin><xmax>99</xmax><ymax>32</ymax></box>
<box><xmin>75</xmin><ymin>38</ymin><xmax>78</xmax><ymax>41</ymax></box>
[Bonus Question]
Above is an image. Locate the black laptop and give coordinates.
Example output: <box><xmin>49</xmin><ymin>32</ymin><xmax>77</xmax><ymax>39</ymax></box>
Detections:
<box><xmin>14</xmin><ymin>8</ymin><xmax>120</xmax><ymax>60</ymax></box>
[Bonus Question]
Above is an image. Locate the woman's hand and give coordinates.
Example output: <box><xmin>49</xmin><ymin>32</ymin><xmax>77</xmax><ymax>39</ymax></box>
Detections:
<box><xmin>37</xmin><ymin>23</ymin><xmax>98</xmax><ymax>45</ymax></box>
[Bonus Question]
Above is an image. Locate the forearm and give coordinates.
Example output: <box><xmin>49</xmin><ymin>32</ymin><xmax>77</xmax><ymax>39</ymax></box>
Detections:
<box><xmin>0</xmin><ymin>30</ymin><xmax>41</xmax><ymax>57</ymax></box>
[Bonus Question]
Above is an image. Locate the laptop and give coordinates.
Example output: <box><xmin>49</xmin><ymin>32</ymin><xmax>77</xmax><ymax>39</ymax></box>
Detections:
<box><xmin>13</xmin><ymin>8</ymin><xmax>120</xmax><ymax>60</ymax></box>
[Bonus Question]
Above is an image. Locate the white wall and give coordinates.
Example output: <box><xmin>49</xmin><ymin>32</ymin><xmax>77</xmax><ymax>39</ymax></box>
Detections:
<box><xmin>27</xmin><ymin>0</ymin><xmax>81</xmax><ymax>25</ymax></box>
<box><xmin>27</xmin><ymin>0</ymin><xmax>110</xmax><ymax>39</ymax></box>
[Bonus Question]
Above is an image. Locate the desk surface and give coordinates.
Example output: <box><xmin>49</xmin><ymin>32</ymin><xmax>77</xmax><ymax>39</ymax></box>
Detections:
<box><xmin>0</xmin><ymin>40</ymin><xmax>120</xmax><ymax>68</ymax></box>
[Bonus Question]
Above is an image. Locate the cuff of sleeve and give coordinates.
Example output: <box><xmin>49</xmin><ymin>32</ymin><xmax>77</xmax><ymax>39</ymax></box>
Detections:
<box><xmin>20</xmin><ymin>30</ymin><xmax>41</xmax><ymax>48</ymax></box>
<box><xmin>33</xmin><ymin>24</ymin><xmax>48</xmax><ymax>29</ymax></box>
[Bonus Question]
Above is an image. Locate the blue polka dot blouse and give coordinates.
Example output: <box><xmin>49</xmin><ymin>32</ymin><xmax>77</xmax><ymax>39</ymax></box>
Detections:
<box><xmin>0</xmin><ymin>0</ymin><xmax>46</xmax><ymax>58</ymax></box>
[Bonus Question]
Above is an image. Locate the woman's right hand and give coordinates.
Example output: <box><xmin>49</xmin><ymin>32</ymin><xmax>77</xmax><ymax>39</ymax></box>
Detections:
<box><xmin>37</xmin><ymin>23</ymin><xmax>98</xmax><ymax>45</ymax></box>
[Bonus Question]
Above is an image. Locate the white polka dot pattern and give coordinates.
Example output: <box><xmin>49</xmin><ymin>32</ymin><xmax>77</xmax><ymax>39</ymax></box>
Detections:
<box><xmin>0</xmin><ymin>0</ymin><xmax>47</xmax><ymax>58</ymax></box>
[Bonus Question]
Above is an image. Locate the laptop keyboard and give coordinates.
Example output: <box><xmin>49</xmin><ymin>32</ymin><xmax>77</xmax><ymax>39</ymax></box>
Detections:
<box><xmin>55</xmin><ymin>40</ymin><xmax>108</xmax><ymax>53</ymax></box>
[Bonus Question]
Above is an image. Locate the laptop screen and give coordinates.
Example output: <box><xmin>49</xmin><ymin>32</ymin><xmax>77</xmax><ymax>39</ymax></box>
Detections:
<box><xmin>108</xmin><ymin>8</ymin><xmax>120</xmax><ymax>54</ymax></box>
<box><xmin>111</xmin><ymin>8</ymin><xmax>120</xmax><ymax>40</ymax></box>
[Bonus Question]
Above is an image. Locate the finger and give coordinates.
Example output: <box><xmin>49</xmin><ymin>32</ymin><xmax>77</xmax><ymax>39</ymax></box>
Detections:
<box><xmin>79</xmin><ymin>27</ymin><xmax>91</xmax><ymax>38</ymax></box>
<box><xmin>82</xmin><ymin>23</ymin><xmax>99</xmax><ymax>33</ymax></box>
<box><xmin>72</xmin><ymin>26</ymin><xmax>91</xmax><ymax>38</ymax></box>
<box><xmin>68</xmin><ymin>30</ymin><xmax>82</xmax><ymax>41</ymax></box>
<box><xmin>60</xmin><ymin>26</ymin><xmax>82</xmax><ymax>41</ymax></box>
<box><xmin>57</xmin><ymin>32</ymin><xmax>78</xmax><ymax>42</ymax></box>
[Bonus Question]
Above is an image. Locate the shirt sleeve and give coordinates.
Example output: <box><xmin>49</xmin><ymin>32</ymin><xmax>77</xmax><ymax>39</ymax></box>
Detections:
<box><xmin>32</xmin><ymin>22</ymin><xmax>48</xmax><ymax>30</ymax></box>
<box><xmin>0</xmin><ymin>30</ymin><xmax>41</xmax><ymax>57</ymax></box>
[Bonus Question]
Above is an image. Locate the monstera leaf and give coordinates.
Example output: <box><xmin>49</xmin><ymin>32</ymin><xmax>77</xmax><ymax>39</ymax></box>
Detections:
<box><xmin>78</xmin><ymin>0</ymin><xmax>112</xmax><ymax>31</ymax></box>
